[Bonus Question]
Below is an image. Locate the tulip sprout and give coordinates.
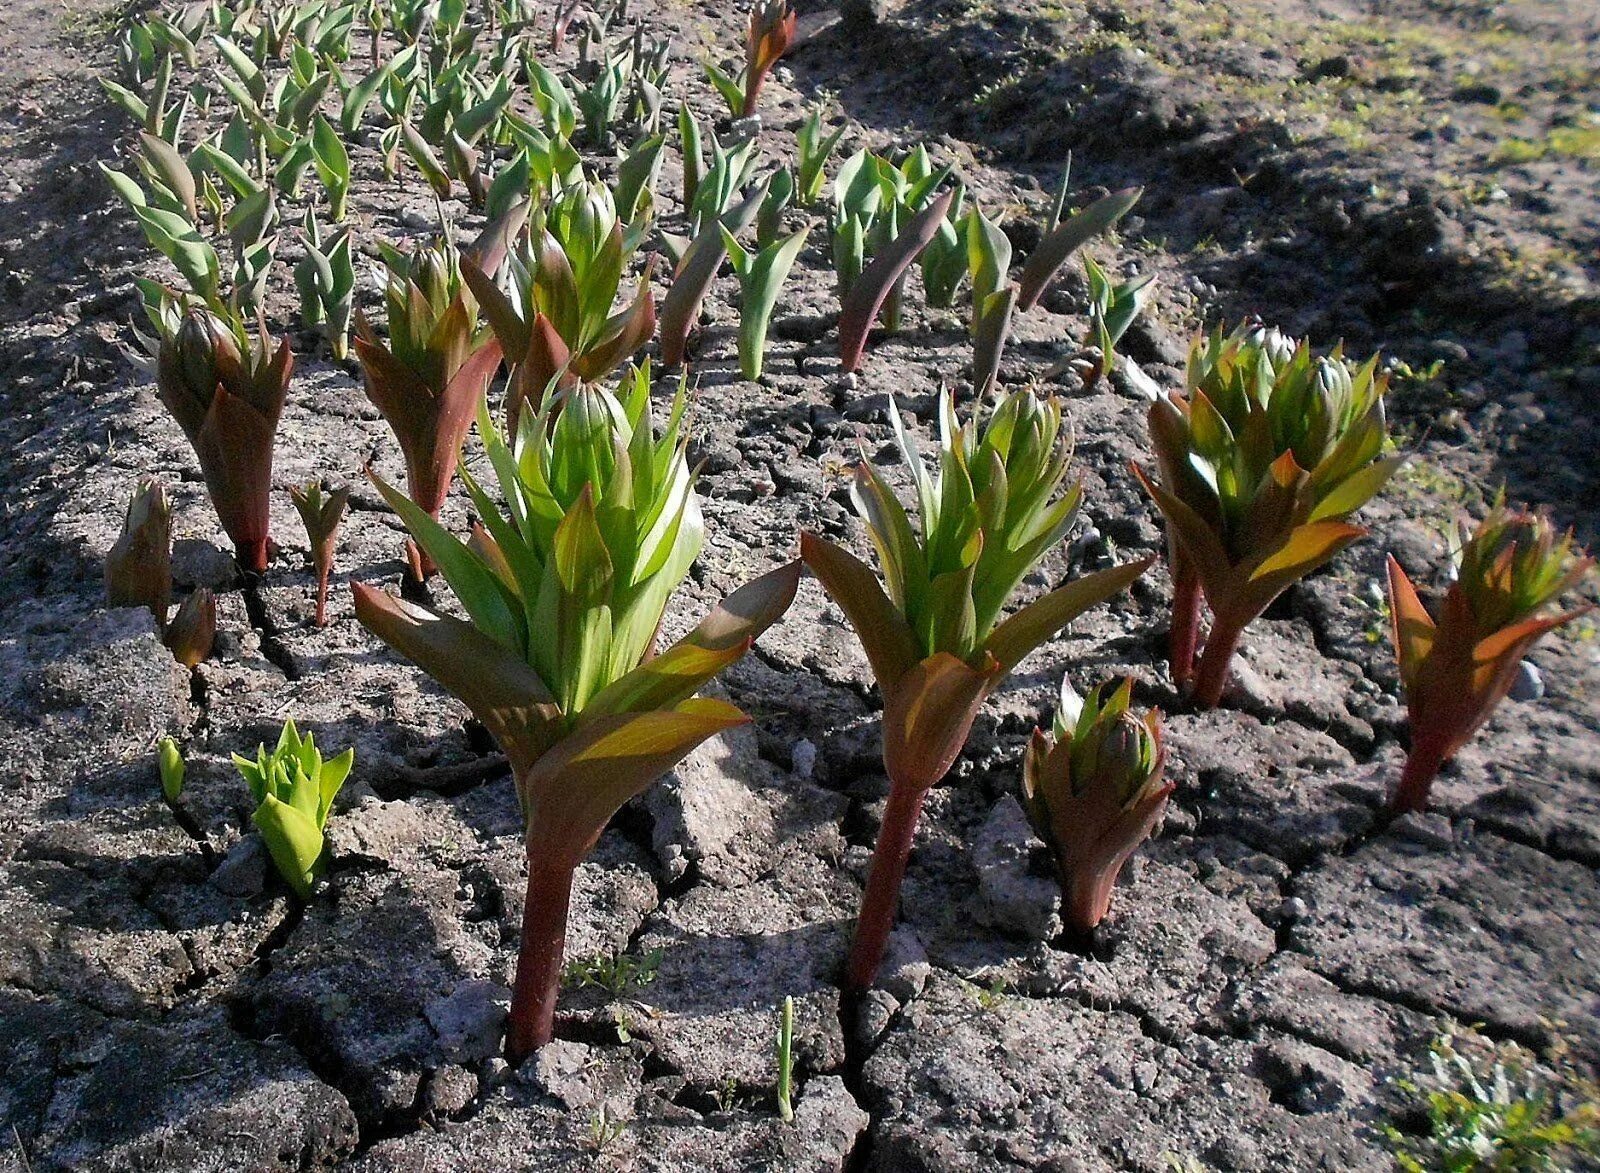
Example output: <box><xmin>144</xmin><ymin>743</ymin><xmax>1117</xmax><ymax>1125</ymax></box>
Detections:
<box><xmin>1387</xmin><ymin>501</ymin><xmax>1595</xmax><ymax>812</ymax></box>
<box><xmin>704</xmin><ymin>0</ymin><xmax>796</xmax><ymax>119</ymax></box>
<box><xmin>796</xmin><ymin>106</ymin><xmax>846</xmax><ymax>207</ymax></box>
<box><xmin>1135</xmin><ymin>325</ymin><xmax>1402</xmax><ymax>707</ymax></box>
<box><xmin>1022</xmin><ymin>676</ymin><xmax>1173</xmax><ymax>935</ymax></box>
<box><xmin>293</xmin><ymin>211</ymin><xmax>355</xmax><ymax>360</ymax></box>
<box><xmin>776</xmin><ymin>994</ymin><xmax>795</xmax><ymax>1122</ymax></box>
<box><xmin>463</xmin><ymin>179</ymin><xmax>655</xmax><ymax>431</ymax></box>
<box><xmin>802</xmin><ymin>388</ymin><xmax>1152</xmax><ymax>990</ymax></box>
<box><xmin>720</xmin><ymin>224</ymin><xmax>810</xmax><ymax>381</ymax></box>
<box><xmin>965</xmin><ymin>206</ymin><xmax>1019</xmax><ymax>395</ymax></box>
<box><xmin>233</xmin><ymin>720</ymin><xmax>354</xmax><ymax>899</ymax></box>
<box><xmin>354</xmin><ymin>235</ymin><xmax>503</xmax><ymax>574</ymax></box>
<box><xmin>354</xmin><ymin>365</ymin><xmax>800</xmax><ymax>1059</ymax></box>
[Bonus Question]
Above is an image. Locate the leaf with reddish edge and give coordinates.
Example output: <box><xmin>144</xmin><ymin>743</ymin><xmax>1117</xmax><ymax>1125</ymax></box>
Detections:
<box><xmin>659</xmin><ymin>187</ymin><xmax>765</xmax><ymax>368</ymax></box>
<box><xmin>461</xmin><ymin>256</ymin><xmax>531</xmax><ymax>358</ymax></box>
<box><xmin>583</xmin><ymin>560</ymin><xmax>801</xmax><ymax>720</ymax></box>
<box><xmin>881</xmin><ymin>651</ymin><xmax>1002</xmax><ymax>792</ymax></box>
<box><xmin>572</xmin><ymin>256</ymin><xmax>657</xmax><ymax>380</ymax></box>
<box><xmin>838</xmin><ymin>190</ymin><xmax>954</xmax><ymax>374</ymax></box>
<box><xmin>1131</xmin><ymin>462</ymin><xmax>1233</xmax><ymax>596</ymax></box>
<box><xmin>521</xmin><ymin>698</ymin><xmax>749</xmax><ymax>867</ymax></box>
<box><xmin>352</xmin><ymin>582</ymin><xmax>563</xmax><ymax>777</ymax></box>
<box><xmin>468</xmin><ymin>198</ymin><xmax>529</xmax><ymax>278</ymax></box>
<box><xmin>982</xmin><ymin>555</ymin><xmax>1154</xmax><ymax>676</ymax></box>
<box><xmin>799</xmin><ymin>532</ymin><xmax>920</xmax><ymax>691</ymax></box>
<box><xmin>1385</xmin><ymin>555</ymin><xmax>1436</xmax><ymax>688</ymax></box>
<box><xmin>509</xmin><ymin>312</ymin><xmax>574</xmax><ymax>432</ymax></box>
<box><xmin>742</xmin><ymin>3</ymin><xmax>797</xmax><ymax>118</ymax></box>
<box><xmin>195</xmin><ymin>381</ymin><xmax>281</xmax><ymax>572</ymax></box>
<box><xmin>1016</xmin><ymin>187</ymin><xmax>1142</xmax><ymax>312</ymax></box>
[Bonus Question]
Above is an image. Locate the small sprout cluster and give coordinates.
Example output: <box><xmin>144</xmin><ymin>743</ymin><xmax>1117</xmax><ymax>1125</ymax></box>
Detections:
<box><xmin>232</xmin><ymin>720</ymin><xmax>354</xmax><ymax>899</ymax></box>
<box><xmin>1021</xmin><ymin>677</ymin><xmax>1172</xmax><ymax>934</ymax></box>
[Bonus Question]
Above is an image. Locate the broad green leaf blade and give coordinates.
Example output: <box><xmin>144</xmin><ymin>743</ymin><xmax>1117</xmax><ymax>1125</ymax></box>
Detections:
<box><xmin>1016</xmin><ymin>187</ymin><xmax>1142</xmax><ymax>311</ymax></box>
<box><xmin>982</xmin><ymin>555</ymin><xmax>1154</xmax><ymax>676</ymax></box>
<box><xmin>352</xmin><ymin>582</ymin><xmax>563</xmax><ymax>775</ymax></box>
<box><xmin>522</xmin><ymin>698</ymin><xmax>749</xmax><ymax>864</ymax></box>
<box><xmin>800</xmin><ymin>531</ymin><xmax>920</xmax><ymax>691</ymax></box>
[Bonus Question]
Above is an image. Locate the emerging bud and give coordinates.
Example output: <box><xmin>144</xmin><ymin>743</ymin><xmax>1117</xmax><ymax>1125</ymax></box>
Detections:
<box><xmin>157</xmin><ymin>736</ymin><xmax>185</xmax><ymax>804</ymax></box>
<box><xmin>1021</xmin><ymin>677</ymin><xmax>1172</xmax><ymax>934</ymax></box>
<box><xmin>105</xmin><ymin>478</ymin><xmax>173</xmax><ymax>628</ymax></box>
<box><xmin>147</xmin><ymin>297</ymin><xmax>290</xmax><ymax>572</ymax></box>
<box><xmin>165</xmin><ymin>588</ymin><xmax>216</xmax><ymax>668</ymax></box>
<box><xmin>290</xmin><ymin>480</ymin><xmax>351</xmax><ymax>627</ymax></box>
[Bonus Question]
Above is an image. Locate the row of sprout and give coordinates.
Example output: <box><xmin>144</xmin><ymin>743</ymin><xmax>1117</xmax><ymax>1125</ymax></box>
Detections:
<box><xmin>99</xmin><ymin>0</ymin><xmax>1594</xmax><ymax>1064</ymax></box>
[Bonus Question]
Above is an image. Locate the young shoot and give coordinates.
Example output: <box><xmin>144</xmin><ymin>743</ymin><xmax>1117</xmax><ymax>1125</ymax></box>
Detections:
<box><xmin>802</xmin><ymin>387</ymin><xmax>1152</xmax><ymax>989</ymax></box>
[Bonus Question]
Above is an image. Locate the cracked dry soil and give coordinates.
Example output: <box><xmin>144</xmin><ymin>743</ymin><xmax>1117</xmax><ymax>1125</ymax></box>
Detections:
<box><xmin>2</xmin><ymin>0</ymin><xmax>1598</xmax><ymax>1169</ymax></box>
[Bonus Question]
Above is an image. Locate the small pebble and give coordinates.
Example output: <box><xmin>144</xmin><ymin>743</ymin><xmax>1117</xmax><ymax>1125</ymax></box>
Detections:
<box><xmin>1508</xmin><ymin>660</ymin><xmax>1544</xmax><ymax>702</ymax></box>
<box><xmin>791</xmin><ymin>738</ymin><xmax>817</xmax><ymax>779</ymax></box>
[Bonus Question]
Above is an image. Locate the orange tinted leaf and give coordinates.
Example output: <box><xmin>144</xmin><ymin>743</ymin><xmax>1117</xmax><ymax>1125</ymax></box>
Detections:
<box><xmin>983</xmin><ymin>555</ymin><xmax>1153</xmax><ymax>676</ymax></box>
<box><xmin>1385</xmin><ymin>555</ymin><xmax>1436</xmax><ymax>685</ymax></box>
<box><xmin>881</xmin><ymin>651</ymin><xmax>1001</xmax><ymax>792</ymax></box>
<box><xmin>800</xmin><ymin>531</ymin><xmax>919</xmax><ymax>690</ymax></box>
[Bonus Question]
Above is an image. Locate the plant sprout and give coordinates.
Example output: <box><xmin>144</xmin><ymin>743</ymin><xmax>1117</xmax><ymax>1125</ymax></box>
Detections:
<box><xmin>802</xmin><ymin>387</ymin><xmax>1152</xmax><ymax>989</ymax></box>
<box><xmin>354</xmin><ymin>234</ymin><xmax>503</xmax><ymax>574</ymax></box>
<box><xmin>105</xmin><ymin>477</ymin><xmax>173</xmax><ymax>629</ymax></box>
<box><xmin>776</xmin><ymin>994</ymin><xmax>795</xmax><ymax>1123</ymax></box>
<box><xmin>233</xmin><ymin>720</ymin><xmax>354</xmax><ymax>899</ymax></box>
<box><xmin>133</xmin><ymin>288</ymin><xmax>290</xmax><ymax>572</ymax></box>
<box><xmin>353</xmin><ymin>364</ymin><xmax>800</xmax><ymax>1059</ymax></box>
<box><xmin>1021</xmin><ymin>676</ymin><xmax>1172</xmax><ymax>934</ymax></box>
<box><xmin>290</xmin><ymin>480</ymin><xmax>351</xmax><ymax>627</ymax></box>
<box><xmin>165</xmin><ymin>588</ymin><xmax>216</xmax><ymax>667</ymax></box>
<box><xmin>1136</xmin><ymin>324</ymin><xmax>1402</xmax><ymax>706</ymax></box>
<box><xmin>1386</xmin><ymin>500</ymin><xmax>1594</xmax><ymax>812</ymax></box>
<box><xmin>720</xmin><ymin>224</ymin><xmax>810</xmax><ymax>381</ymax></box>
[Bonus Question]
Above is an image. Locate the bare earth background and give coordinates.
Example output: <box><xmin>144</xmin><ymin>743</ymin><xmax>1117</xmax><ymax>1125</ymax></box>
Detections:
<box><xmin>1</xmin><ymin>0</ymin><xmax>1598</xmax><ymax>1169</ymax></box>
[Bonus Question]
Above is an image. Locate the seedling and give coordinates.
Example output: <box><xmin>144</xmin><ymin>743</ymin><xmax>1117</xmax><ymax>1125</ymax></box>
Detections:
<box><xmin>776</xmin><ymin>994</ymin><xmax>795</xmax><ymax>1122</ymax></box>
<box><xmin>133</xmin><ymin>289</ymin><xmax>290</xmax><ymax>572</ymax></box>
<box><xmin>290</xmin><ymin>480</ymin><xmax>351</xmax><ymax>627</ymax></box>
<box><xmin>354</xmin><ymin>235</ymin><xmax>503</xmax><ymax>573</ymax></box>
<box><xmin>293</xmin><ymin>211</ymin><xmax>355</xmax><ymax>360</ymax></box>
<box><xmin>564</xmin><ymin>945</ymin><xmax>664</xmax><ymax>995</ymax></box>
<box><xmin>309</xmin><ymin>115</ymin><xmax>350</xmax><ymax>220</ymax></box>
<box><xmin>1022</xmin><ymin>676</ymin><xmax>1173</xmax><ymax>934</ymax></box>
<box><xmin>659</xmin><ymin>186</ymin><xmax>765</xmax><ymax>369</ymax></box>
<box><xmin>838</xmin><ymin>191</ymin><xmax>953</xmax><ymax>375</ymax></box>
<box><xmin>105</xmin><ymin>478</ymin><xmax>173</xmax><ymax>629</ymax></box>
<box><xmin>463</xmin><ymin>178</ymin><xmax>654</xmax><ymax>430</ymax></box>
<box><xmin>233</xmin><ymin>720</ymin><xmax>354</xmax><ymax>899</ymax></box>
<box><xmin>166</xmin><ymin>588</ymin><xmax>216</xmax><ymax>667</ymax></box>
<box><xmin>353</xmin><ymin>365</ymin><xmax>800</xmax><ymax>1059</ymax></box>
<box><xmin>158</xmin><ymin>737</ymin><xmax>185</xmax><ymax>804</ymax></box>
<box><xmin>1077</xmin><ymin>254</ymin><xmax>1154</xmax><ymax>387</ymax></box>
<box><xmin>720</xmin><ymin>224</ymin><xmax>810</xmax><ymax>381</ymax></box>
<box><xmin>743</xmin><ymin>0</ymin><xmax>795</xmax><ymax>118</ymax></box>
<box><xmin>1386</xmin><ymin>500</ymin><xmax>1594</xmax><ymax>812</ymax></box>
<box><xmin>1135</xmin><ymin>324</ymin><xmax>1402</xmax><ymax>707</ymax></box>
<box><xmin>919</xmin><ymin>184</ymin><xmax>968</xmax><ymax>309</ymax></box>
<box><xmin>802</xmin><ymin>388</ymin><xmax>1152</xmax><ymax>989</ymax></box>
<box><xmin>796</xmin><ymin>106</ymin><xmax>845</xmax><ymax>207</ymax></box>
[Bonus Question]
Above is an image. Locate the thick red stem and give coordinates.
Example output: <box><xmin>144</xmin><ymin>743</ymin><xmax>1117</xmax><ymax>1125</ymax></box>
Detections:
<box><xmin>1391</xmin><ymin>735</ymin><xmax>1449</xmax><ymax>814</ymax></box>
<box><xmin>237</xmin><ymin>537</ymin><xmax>269</xmax><ymax>574</ymax></box>
<box><xmin>1169</xmin><ymin>564</ymin><xmax>1202</xmax><ymax>689</ymax></box>
<box><xmin>1192</xmin><ymin>613</ymin><xmax>1247</xmax><ymax>708</ymax></box>
<box><xmin>314</xmin><ymin>565</ymin><xmax>330</xmax><ymax>628</ymax></box>
<box><xmin>1064</xmin><ymin>866</ymin><xmax>1117</xmax><ymax>936</ymax></box>
<box><xmin>506</xmin><ymin>848</ymin><xmax>575</xmax><ymax>1063</ymax></box>
<box><xmin>846</xmin><ymin>779</ymin><xmax>928</xmax><ymax>993</ymax></box>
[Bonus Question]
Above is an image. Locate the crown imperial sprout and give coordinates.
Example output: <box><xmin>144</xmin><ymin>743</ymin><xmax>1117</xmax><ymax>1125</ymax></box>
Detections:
<box><xmin>1136</xmin><ymin>323</ymin><xmax>1403</xmax><ymax>706</ymax></box>
<box><xmin>1021</xmin><ymin>676</ymin><xmax>1173</xmax><ymax>934</ymax></box>
<box><xmin>136</xmin><ymin>290</ymin><xmax>291</xmax><ymax>573</ymax></box>
<box><xmin>802</xmin><ymin>387</ymin><xmax>1152</xmax><ymax>990</ymax></box>
<box><xmin>354</xmin><ymin>235</ymin><xmax>504</xmax><ymax>575</ymax></box>
<box><xmin>463</xmin><ymin>178</ymin><xmax>655</xmax><ymax>432</ymax></box>
<box><xmin>1386</xmin><ymin>501</ymin><xmax>1595</xmax><ymax>812</ymax></box>
<box><xmin>353</xmin><ymin>363</ymin><xmax>799</xmax><ymax>1060</ymax></box>
<box><xmin>291</xmin><ymin>480</ymin><xmax>351</xmax><ymax>627</ymax></box>
<box><xmin>105</xmin><ymin>477</ymin><xmax>173</xmax><ymax>628</ymax></box>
